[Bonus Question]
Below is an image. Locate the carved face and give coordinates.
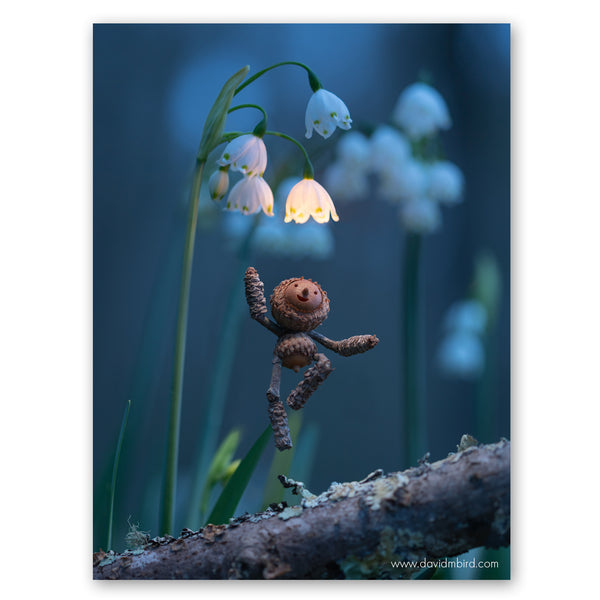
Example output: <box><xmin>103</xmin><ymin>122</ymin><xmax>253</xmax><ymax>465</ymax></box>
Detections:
<box><xmin>284</xmin><ymin>279</ymin><xmax>323</xmax><ymax>312</ymax></box>
<box><xmin>270</xmin><ymin>276</ymin><xmax>330</xmax><ymax>332</ymax></box>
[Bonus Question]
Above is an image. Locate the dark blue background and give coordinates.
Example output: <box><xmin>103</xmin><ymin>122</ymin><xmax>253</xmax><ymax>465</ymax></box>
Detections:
<box><xmin>93</xmin><ymin>23</ymin><xmax>510</xmax><ymax>551</ymax></box>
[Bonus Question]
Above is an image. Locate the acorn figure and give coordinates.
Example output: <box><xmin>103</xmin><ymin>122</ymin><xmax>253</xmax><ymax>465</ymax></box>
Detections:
<box><xmin>244</xmin><ymin>266</ymin><xmax>379</xmax><ymax>450</ymax></box>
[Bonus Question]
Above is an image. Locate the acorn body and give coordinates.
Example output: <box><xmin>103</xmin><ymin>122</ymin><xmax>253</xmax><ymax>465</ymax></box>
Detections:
<box><xmin>275</xmin><ymin>333</ymin><xmax>318</xmax><ymax>372</ymax></box>
<box><xmin>270</xmin><ymin>277</ymin><xmax>329</xmax><ymax>332</ymax></box>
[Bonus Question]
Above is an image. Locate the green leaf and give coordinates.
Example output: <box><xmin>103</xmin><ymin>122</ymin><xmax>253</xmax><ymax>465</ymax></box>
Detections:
<box><xmin>471</xmin><ymin>251</ymin><xmax>502</xmax><ymax>328</ymax></box>
<box><xmin>201</xmin><ymin>428</ymin><xmax>242</xmax><ymax>516</ymax></box>
<box><xmin>197</xmin><ymin>65</ymin><xmax>250</xmax><ymax>161</ymax></box>
<box><xmin>106</xmin><ymin>399</ymin><xmax>131</xmax><ymax>551</ymax></box>
<box><xmin>205</xmin><ymin>425</ymin><xmax>271</xmax><ymax>526</ymax></box>
<box><xmin>207</xmin><ymin>429</ymin><xmax>242</xmax><ymax>484</ymax></box>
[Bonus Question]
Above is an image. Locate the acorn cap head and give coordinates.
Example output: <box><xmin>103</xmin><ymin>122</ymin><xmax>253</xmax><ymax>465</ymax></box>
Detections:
<box><xmin>270</xmin><ymin>277</ymin><xmax>330</xmax><ymax>332</ymax></box>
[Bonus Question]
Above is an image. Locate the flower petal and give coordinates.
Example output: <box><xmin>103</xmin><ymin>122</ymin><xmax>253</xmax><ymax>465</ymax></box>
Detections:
<box><xmin>305</xmin><ymin>89</ymin><xmax>352</xmax><ymax>140</ymax></box>
<box><xmin>285</xmin><ymin>178</ymin><xmax>339</xmax><ymax>224</ymax></box>
<box><xmin>224</xmin><ymin>176</ymin><xmax>273</xmax><ymax>216</ymax></box>
<box><xmin>218</xmin><ymin>134</ymin><xmax>267</xmax><ymax>176</ymax></box>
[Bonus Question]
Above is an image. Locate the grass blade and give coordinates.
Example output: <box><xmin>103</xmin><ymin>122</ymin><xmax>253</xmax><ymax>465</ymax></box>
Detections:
<box><xmin>206</xmin><ymin>425</ymin><xmax>271</xmax><ymax>526</ymax></box>
<box><xmin>106</xmin><ymin>399</ymin><xmax>131</xmax><ymax>551</ymax></box>
<box><xmin>200</xmin><ymin>428</ymin><xmax>242</xmax><ymax>518</ymax></box>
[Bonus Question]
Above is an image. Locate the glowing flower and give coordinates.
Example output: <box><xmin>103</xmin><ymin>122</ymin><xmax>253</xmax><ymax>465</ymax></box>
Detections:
<box><xmin>224</xmin><ymin>175</ymin><xmax>274</xmax><ymax>216</ymax></box>
<box><xmin>218</xmin><ymin>134</ymin><xmax>267</xmax><ymax>176</ymax></box>
<box><xmin>208</xmin><ymin>167</ymin><xmax>229</xmax><ymax>201</ymax></box>
<box><xmin>399</xmin><ymin>196</ymin><xmax>441</xmax><ymax>233</ymax></box>
<box><xmin>305</xmin><ymin>89</ymin><xmax>352</xmax><ymax>139</ymax></box>
<box><xmin>427</xmin><ymin>161</ymin><xmax>464</xmax><ymax>205</ymax></box>
<box><xmin>284</xmin><ymin>178</ymin><xmax>339</xmax><ymax>224</ymax></box>
<box><xmin>392</xmin><ymin>82</ymin><xmax>451</xmax><ymax>140</ymax></box>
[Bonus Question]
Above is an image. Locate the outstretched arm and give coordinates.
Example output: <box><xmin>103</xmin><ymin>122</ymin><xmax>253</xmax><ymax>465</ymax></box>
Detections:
<box><xmin>244</xmin><ymin>266</ymin><xmax>284</xmax><ymax>336</ymax></box>
<box><xmin>308</xmin><ymin>331</ymin><xmax>379</xmax><ymax>356</ymax></box>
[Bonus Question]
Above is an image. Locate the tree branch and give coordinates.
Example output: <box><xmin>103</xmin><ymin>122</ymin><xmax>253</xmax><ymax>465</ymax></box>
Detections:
<box><xmin>93</xmin><ymin>439</ymin><xmax>510</xmax><ymax>580</ymax></box>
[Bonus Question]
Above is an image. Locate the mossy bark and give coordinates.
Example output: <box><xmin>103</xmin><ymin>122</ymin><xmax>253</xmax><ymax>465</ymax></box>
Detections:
<box><xmin>94</xmin><ymin>439</ymin><xmax>510</xmax><ymax>580</ymax></box>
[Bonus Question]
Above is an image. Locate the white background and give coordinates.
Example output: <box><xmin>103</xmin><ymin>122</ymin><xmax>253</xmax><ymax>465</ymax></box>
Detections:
<box><xmin>1</xmin><ymin>1</ymin><xmax>598</xmax><ymax>597</ymax></box>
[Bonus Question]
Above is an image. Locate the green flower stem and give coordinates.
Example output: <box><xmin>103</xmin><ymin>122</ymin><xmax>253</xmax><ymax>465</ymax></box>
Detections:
<box><xmin>107</xmin><ymin>399</ymin><xmax>131</xmax><ymax>551</ymax></box>
<box><xmin>228</xmin><ymin>103</ymin><xmax>267</xmax><ymax>121</ymax></box>
<box><xmin>234</xmin><ymin>61</ymin><xmax>321</xmax><ymax>96</ymax></box>
<box><xmin>184</xmin><ymin>216</ymin><xmax>260</xmax><ymax>529</ymax></box>
<box><xmin>264</xmin><ymin>131</ymin><xmax>313</xmax><ymax>178</ymax></box>
<box><xmin>402</xmin><ymin>232</ymin><xmax>427</xmax><ymax>466</ymax></box>
<box><xmin>159</xmin><ymin>158</ymin><xmax>206</xmax><ymax>536</ymax></box>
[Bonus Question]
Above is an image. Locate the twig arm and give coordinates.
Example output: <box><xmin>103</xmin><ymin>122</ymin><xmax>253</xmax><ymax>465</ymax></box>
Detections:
<box><xmin>244</xmin><ymin>267</ymin><xmax>284</xmax><ymax>336</ymax></box>
<box><xmin>309</xmin><ymin>331</ymin><xmax>379</xmax><ymax>356</ymax></box>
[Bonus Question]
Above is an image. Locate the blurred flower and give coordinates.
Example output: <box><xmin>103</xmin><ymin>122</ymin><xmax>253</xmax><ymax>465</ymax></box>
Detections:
<box><xmin>443</xmin><ymin>299</ymin><xmax>487</xmax><ymax>335</ymax></box>
<box><xmin>218</xmin><ymin>134</ymin><xmax>267</xmax><ymax>176</ymax></box>
<box><xmin>305</xmin><ymin>89</ymin><xmax>352</xmax><ymax>139</ymax></box>
<box><xmin>322</xmin><ymin>131</ymin><xmax>371</xmax><ymax>202</ymax></box>
<box><xmin>399</xmin><ymin>196</ymin><xmax>441</xmax><ymax>234</ymax></box>
<box><xmin>208</xmin><ymin>167</ymin><xmax>229</xmax><ymax>201</ymax></box>
<box><xmin>369</xmin><ymin>125</ymin><xmax>411</xmax><ymax>174</ymax></box>
<box><xmin>253</xmin><ymin>216</ymin><xmax>334</xmax><ymax>260</ymax></box>
<box><xmin>392</xmin><ymin>82</ymin><xmax>451</xmax><ymax>140</ymax></box>
<box><xmin>336</xmin><ymin>131</ymin><xmax>371</xmax><ymax>166</ymax></box>
<box><xmin>427</xmin><ymin>161</ymin><xmax>464</xmax><ymax>205</ymax></box>
<box><xmin>437</xmin><ymin>330</ymin><xmax>485</xmax><ymax>379</ymax></box>
<box><xmin>437</xmin><ymin>298</ymin><xmax>488</xmax><ymax>379</ymax></box>
<box><xmin>285</xmin><ymin>178</ymin><xmax>339</xmax><ymax>224</ymax></box>
<box><xmin>224</xmin><ymin>175</ymin><xmax>274</xmax><ymax>216</ymax></box>
<box><xmin>322</xmin><ymin>161</ymin><xmax>368</xmax><ymax>201</ymax></box>
<box><xmin>379</xmin><ymin>158</ymin><xmax>429</xmax><ymax>203</ymax></box>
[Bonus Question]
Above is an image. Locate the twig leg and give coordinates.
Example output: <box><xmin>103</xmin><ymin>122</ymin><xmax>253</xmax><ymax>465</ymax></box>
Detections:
<box><xmin>287</xmin><ymin>353</ymin><xmax>333</xmax><ymax>410</ymax></box>
<box><xmin>266</xmin><ymin>354</ymin><xmax>292</xmax><ymax>451</ymax></box>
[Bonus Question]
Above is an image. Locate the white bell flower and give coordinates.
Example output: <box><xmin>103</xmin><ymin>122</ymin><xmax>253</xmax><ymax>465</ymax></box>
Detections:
<box><xmin>284</xmin><ymin>178</ymin><xmax>339</xmax><ymax>224</ymax></box>
<box><xmin>399</xmin><ymin>196</ymin><xmax>441</xmax><ymax>234</ymax></box>
<box><xmin>392</xmin><ymin>82</ymin><xmax>452</xmax><ymax>140</ymax></box>
<box><xmin>224</xmin><ymin>175</ymin><xmax>274</xmax><ymax>216</ymax></box>
<box><xmin>208</xmin><ymin>168</ymin><xmax>229</xmax><ymax>201</ymax></box>
<box><xmin>305</xmin><ymin>89</ymin><xmax>352</xmax><ymax>139</ymax></box>
<box><xmin>427</xmin><ymin>160</ymin><xmax>464</xmax><ymax>205</ymax></box>
<box><xmin>218</xmin><ymin>134</ymin><xmax>267</xmax><ymax>176</ymax></box>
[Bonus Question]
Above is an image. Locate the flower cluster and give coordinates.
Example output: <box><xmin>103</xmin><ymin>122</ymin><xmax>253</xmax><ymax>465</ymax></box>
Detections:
<box><xmin>436</xmin><ymin>299</ymin><xmax>488</xmax><ymax>379</ymax></box>
<box><xmin>324</xmin><ymin>82</ymin><xmax>464</xmax><ymax>234</ymax></box>
<box><xmin>209</xmin><ymin>86</ymin><xmax>351</xmax><ymax>225</ymax></box>
<box><xmin>209</xmin><ymin>134</ymin><xmax>274</xmax><ymax>217</ymax></box>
